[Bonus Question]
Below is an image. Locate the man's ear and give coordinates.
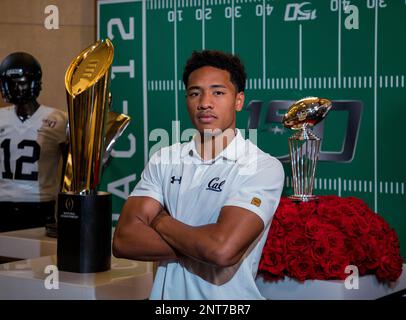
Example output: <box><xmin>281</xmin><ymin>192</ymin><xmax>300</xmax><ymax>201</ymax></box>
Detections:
<box><xmin>235</xmin><ymin>92</ymin><xmax>245</xmax><ymax>112</ymax></box>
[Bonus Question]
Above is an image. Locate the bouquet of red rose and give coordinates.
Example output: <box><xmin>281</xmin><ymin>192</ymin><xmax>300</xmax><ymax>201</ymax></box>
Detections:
<box><xmin>258</xmin><ymin>195</ymin><xmax>403</xmax><ymax>282</ymax></box>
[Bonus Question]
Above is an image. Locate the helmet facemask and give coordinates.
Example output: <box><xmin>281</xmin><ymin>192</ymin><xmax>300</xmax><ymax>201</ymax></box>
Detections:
<box><xmin>1</xmin><ymin>76</ymin><xmax>41</xmax><ymax>105</ymax></box>
<box><xmin>0</xmin><ymin>52</ymin><xmax>42</xmax><ymax>106</ymax></box>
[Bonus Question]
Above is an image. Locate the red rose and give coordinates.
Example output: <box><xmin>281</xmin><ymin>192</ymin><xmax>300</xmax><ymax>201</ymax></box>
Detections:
<box><xmin>340</xmin><ymin>203</ymin><xmax>359</xmax><ymax>217</ymax></box>
<box><xmin>325</xmin><ymin>231</ymin><xmax>346</xmax><ymax>257</ymax></box>
<box><xmin>313</xmin><ymin>224</ymin><xmax>340</xmax><ymax>241</ymax></box>
<box><xmin>363</xmin><ymin>236</ymin><xmax>381</xmax><ymax>270</ymax></box>
<box><xmin>376</xmin><ymin>255</ymin><xmax>403</xmax><ymax>282</ymax></box>
<box><xmin>325</xmin><ymin>256</ymin><xmax>350</xmax><ymax>280</ymax></box>
<box><xmin>268</xmin><ymin>218</ymin><xmax>285</xmax><ymax>239</ymax></box>
<box><xmin>264</xmin><ymin>233</ymin><xmax>285</xmax><ymax>254</ymax></box>
<box><xmin>347</xmin><ymin>197</ymin><xmax>370</xmax><ymax>216</ymax></box>
<box><xmin>348</xmin><ymin>238</ymin><xmax>368</xmax><ymax>269</ymax></box>
<box><xmin>274</xmin><ymin>205</ymin><xmax>300</xmax><ymax>232</ymax></box>
<box><xmin>317</xmin><ymin>202</ymin><xmax>343</xmax><ymax>220</ymax></box>
<box><xmin>310</xmin><ymin>237</ymin><xmax>331</xmax><ymax>265</ymax></box>
<box><xmin>304</xmin><ymin>216</ymin><xmax>323</xmax><ymax>240</ymax></box>
<box><xmin>260</xmin><ymin>250</ymin><xmax>286</xmax><ymax>278</ymax></box>
<box><xmin>385</xmin><ymin>230</ymin><xmax>401</xmax><ymax>253</ymax></box>
<box><xmin>285</xmin><ymin>232</ymin><xmax>309</xmax><ymax>253</ymax></box>
<box><xmin>277</xmin><ymin>213</ymin><xmax>301</xmax><ymax>232</ymax></box>
<box><xmin>312</xmin><ymin>263</ymin><xmax>328</xmax><ymax>280</ymax></box>
<box><xmin>369</xmin><ymin>213</ymin><xmax>387</xmax><ymax>233</ymax></box>
<box><xmin>343</xmin><ymin>214</ymin><xmax>370</xmax><ymax>237</ymax></box>
<box><xmin>297</xmin><ymin>200</ymin><xmax>317</xmax><ymax>221</ymax></box>
<box><xmin>286</xmin><ymin>253</ymin><xmax>315</xmax><ymax>281</ymax></box>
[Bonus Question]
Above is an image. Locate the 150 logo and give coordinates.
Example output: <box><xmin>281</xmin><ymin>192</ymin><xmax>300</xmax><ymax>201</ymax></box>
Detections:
<box><xmin>284</xmin><ymin>2</ymin><xmax>317</xmax><ymax>21</ymax></box>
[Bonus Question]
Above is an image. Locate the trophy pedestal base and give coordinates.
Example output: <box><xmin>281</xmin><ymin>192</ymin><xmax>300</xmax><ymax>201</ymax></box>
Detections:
<box><xmin>288</xmin><ymin>195</ymin><xmax>318</xmax><ymax>202</ymax></box>
<box><xmin>57</xmin><ymin>192</ymin><xmax>112</xmax><ymax>273</ymax></box>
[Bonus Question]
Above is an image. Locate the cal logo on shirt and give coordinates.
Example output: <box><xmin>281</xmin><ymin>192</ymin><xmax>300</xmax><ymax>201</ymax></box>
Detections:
<box><xmin>251</xmin><ymin>197</ymin><xmax>261</xmax><ymax>207</ymax></box>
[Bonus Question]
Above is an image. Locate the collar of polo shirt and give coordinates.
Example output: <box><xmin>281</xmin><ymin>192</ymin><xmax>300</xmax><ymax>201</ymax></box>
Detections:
<box><xmin>180</xmin><ymin>129</ymin><xmax>247</xmax><ymax>163</ymax></box>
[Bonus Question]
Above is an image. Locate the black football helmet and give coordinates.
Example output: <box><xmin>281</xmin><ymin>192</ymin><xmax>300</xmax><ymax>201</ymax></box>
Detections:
<box><xmin>0</xmin><ymin>52</ymin><xmax>42</xmax><ymax>105</ymax></box>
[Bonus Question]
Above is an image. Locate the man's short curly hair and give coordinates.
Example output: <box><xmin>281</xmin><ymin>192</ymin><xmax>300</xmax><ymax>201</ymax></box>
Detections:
<box><xmin>182</xmin><ymin>50</ymin><xmax>246</xmax><ymax>93</ymax></box>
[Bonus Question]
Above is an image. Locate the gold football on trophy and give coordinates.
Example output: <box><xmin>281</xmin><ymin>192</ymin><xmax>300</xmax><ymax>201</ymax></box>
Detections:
<box><xmin>283</xmin><ymin>97</ymin><xmax>332</xmax><ymax>130</ymax></box>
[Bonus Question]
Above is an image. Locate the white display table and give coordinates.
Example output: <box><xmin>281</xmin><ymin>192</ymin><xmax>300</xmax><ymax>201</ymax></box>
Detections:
<box><xmin>256</xmin><ymin>266</ymin><xmax>406</xmax><ymax>300</ymax></box>
<box><xmin>0</xmin><ymin>228</ymin><xmax>56</xmax><ymax>260</ymax></box>
<box><xmin>0</xmin><ymin>255</ymin><xmax>153</xmax><ymax>300</ymax></box>
<box><xmin>0</xmin><ymin>228</ymin><xmax>154</xmax><ymax>300</ymax></box>
<box><xmin>2</xmin><ymin>228</ymin><xmax>404</xmax><ymax>300</ymax></box>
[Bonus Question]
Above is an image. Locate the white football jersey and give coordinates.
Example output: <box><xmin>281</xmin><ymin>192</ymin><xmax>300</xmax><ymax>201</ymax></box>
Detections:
<box><xmin>0</xmin><ymin>105</ymin><xmax>68</xmax><ymax>202</ymax></box>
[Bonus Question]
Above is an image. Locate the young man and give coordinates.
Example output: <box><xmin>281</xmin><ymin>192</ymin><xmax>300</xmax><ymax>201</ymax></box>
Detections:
<box><xmin>113</xmin><ymin>50</ymin><xmax>284</xmax><ymax>299</ymax></box>
<box><xmin>0</xmin><ymin>52</ymin><xmax>67</xmax><ymax>232</ymax></box>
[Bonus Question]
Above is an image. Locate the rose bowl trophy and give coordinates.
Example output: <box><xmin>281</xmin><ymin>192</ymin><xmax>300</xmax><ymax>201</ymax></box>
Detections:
<box><xmin>57</xmin><ymin>39</ymin><xmax>130</xmax><ymax>273</ymax></box>
<box><xmin>282</xmin><ymin>97</ymin><xmax>332</xmax><ymax>202</ymax></box>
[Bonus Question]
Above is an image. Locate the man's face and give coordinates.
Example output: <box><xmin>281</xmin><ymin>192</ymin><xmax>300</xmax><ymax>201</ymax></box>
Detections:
<box><xmin>186</xmin><ymin>66</ymin><xmax>244</xmax><ymax>135</ymax></box>
<box><xmin>3</xmin><ymin>77</ymin><xmax>32</xmax><ymax>105</ymax></box>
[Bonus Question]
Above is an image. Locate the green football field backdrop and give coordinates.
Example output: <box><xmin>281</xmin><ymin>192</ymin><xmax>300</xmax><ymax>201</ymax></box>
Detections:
<box><xmin>97</xmin><ymin>0</ymin><xmax>406</xmax><ymax>259</ymax></box>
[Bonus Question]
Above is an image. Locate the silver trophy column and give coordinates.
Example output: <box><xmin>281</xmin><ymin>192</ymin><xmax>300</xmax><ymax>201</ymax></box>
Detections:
<box><xmin>283</xmin><ymin>97</ymin><xmax>332</xmax><ymax>202</ymax></box>
<box><xmin>288</xmin><ymin>126</ymin><xmax>320</xmax><ymax>201</ymax></box>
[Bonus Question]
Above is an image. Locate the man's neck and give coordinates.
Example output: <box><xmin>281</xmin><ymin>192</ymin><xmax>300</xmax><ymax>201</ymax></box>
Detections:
<box><xmin>195</xmin><ymin>128</ymin><xmax>237</xmax><ymax>161</ymax></box>
<box><xmin>15</xmin><ymin>100</ymin><xmax>40</xmax><ymax>121</ymax></box>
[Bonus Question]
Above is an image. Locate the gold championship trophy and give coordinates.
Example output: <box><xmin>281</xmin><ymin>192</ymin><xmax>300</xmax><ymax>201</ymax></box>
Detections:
<box><xmin>282</xmin><ymin>97</ymin><xmax>332</xmax><ymax>201</ymax></box>
<box><xmin>57</xmin><ymin>39</ymin><xmax>129</xmax><ymax>273</ymax></box>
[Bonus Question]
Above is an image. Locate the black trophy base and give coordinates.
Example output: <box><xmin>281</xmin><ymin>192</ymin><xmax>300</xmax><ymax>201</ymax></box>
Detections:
<box><xmin>57</xmin><ymin>191</ymin><xmax>112</xmax><ymax>273</ymax></box>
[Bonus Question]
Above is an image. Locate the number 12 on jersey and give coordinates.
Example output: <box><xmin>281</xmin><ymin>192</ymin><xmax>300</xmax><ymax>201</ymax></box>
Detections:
<box><xmin>1</xmin><ymin>139</ymin><xmax>41</xmax><ymax>181</ymax></box>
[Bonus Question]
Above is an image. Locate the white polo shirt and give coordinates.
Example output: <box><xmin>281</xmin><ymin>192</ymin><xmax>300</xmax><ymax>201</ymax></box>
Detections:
<box><xmin>130</xmin><ymin>129</ymin><xmax>284</xmax><ymax>300</ymax></box>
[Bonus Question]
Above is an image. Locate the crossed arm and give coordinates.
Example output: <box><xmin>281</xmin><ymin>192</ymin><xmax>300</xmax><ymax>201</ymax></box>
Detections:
<box><xmin>112</xmin><ymin>196</ymin><xmax>264</xmax><ymax>267</ymax></box>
